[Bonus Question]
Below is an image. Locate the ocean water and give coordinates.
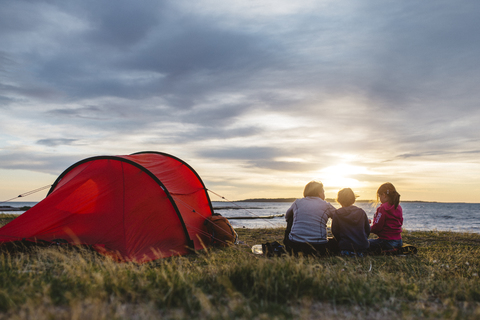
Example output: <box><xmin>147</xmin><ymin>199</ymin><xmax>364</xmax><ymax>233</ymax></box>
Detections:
<box><xmin>3</xmin><ymin>201</ymin><xmax>480</xmax><ymax>233</ymax></box>
<box><xmin>212</xmin><ymin>201</ymin><xmax>480</xmax><ymax>233</ymax></box>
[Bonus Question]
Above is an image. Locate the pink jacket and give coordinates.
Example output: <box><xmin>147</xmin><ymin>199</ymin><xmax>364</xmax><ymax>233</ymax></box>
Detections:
<box><xmin>371</xmin><ymin>202</ymin><xmax>403</xmax><ymax>240</ymax></box>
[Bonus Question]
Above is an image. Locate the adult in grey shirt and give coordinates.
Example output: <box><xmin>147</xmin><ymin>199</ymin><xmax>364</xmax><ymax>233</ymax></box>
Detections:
<box><xmin>284</xmin><ymin>181</ymin><xmax>338</xmax><ymax>256</ymax></box>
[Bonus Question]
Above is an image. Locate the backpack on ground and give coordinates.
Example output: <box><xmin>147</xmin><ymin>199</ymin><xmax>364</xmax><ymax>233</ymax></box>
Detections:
<box><xmin>204</xmin><ymin>213</ymin><xmax>238</xmax><ymax>247</ymax></box>
<box><xmin>262</xmin><ymin>241</ymin><xmax>287</xmax><ymax>257</ymax></box>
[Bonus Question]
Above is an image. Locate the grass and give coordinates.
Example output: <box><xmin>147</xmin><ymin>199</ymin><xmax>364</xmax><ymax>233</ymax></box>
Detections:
<box><xmin>0</xmin><ymin>215</ymin><xmax>480</xmax><ymax>319</ymax></box>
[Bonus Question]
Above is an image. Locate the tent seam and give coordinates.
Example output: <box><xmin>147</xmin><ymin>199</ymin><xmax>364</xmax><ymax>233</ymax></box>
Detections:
<box><xmin>131</xmin><ymin>151</ymin><xmax>214</xmax><ymax>217</ymax></box>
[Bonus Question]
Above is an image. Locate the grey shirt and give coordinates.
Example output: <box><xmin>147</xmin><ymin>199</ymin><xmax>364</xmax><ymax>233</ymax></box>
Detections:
<box><xmin>285</xmin><ymin>197</ymin><xmax>336</xmax><ymax>244</ymax></box>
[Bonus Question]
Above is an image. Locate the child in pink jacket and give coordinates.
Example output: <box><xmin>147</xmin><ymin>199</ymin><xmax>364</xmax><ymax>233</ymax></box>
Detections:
<box><xmin>369</xmin><ymin>182</ymin><xmax>403</xmax><ymax>252</ymax></box>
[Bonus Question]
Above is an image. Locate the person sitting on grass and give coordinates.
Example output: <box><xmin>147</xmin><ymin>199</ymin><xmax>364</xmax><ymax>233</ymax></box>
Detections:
<box><xmin>283</xmin><ymin>181</ymin><xmax>338</xmax><ymax>256</ymax></box>
<box><xmin>369</xmin><ymin>182</ymin><xmax>403</xmax><ymax>253</ymax></box>
<box><xmin>331</xmin><ymin>188</ymin><xmax>370</xmax><ymax>257</ymax></box>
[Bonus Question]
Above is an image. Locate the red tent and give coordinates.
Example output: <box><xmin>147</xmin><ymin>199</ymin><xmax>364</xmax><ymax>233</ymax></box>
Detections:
<box><xmin>0</xmin><ymin>151</ymin><xmax>214</xmax><ymax>262</ymax></box>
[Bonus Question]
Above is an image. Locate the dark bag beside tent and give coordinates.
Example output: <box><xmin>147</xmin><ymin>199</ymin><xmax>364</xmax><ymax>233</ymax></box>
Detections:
<box><xmin>0</xmin><ymin>152</ymin><xmax>216</xmax><ymax>262</ymax></box>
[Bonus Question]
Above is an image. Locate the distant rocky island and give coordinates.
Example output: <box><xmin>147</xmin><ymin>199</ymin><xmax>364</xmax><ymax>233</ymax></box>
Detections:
<box><xmin>0</xmin><ymin>206</ymin><xmax>32</xmax><ymax>211</ymax></box>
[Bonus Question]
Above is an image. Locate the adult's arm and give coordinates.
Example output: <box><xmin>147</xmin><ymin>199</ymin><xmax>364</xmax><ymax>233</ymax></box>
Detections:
<box><xmin>325</xmin><ymin>202</ymin><xmax>336</xmax><ymax>219</ymax></box>
<box><xmin>285</xmin><ymin>202</ymin><xmax>295</xmax><ymax>221</ymax></box>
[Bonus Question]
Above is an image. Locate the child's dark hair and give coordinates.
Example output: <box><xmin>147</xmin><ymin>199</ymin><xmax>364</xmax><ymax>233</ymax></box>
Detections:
<box><xmin>337</xmin><ymin>188</ymin><xmax>356</xmax><ymax>207</ymax></box>
<box><xmin>377</xmin><ymin>182</ymin><xmax>401</xmax><ymax>209</ymax></box>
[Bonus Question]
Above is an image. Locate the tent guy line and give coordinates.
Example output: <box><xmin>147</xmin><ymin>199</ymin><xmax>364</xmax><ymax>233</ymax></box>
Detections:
<box><xmin>0</xmin><ymin>185</ymin><xmax>52</xmax><ymax>206</ymax></box>
<box><xmin>207</xmin><ymin>189</ymin><xmax>278</xmax><ymax>227</ymax></box>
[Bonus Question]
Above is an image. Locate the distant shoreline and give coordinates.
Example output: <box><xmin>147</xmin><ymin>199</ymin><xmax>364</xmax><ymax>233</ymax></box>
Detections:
<box><xmin>0</xmin><ymin>205</ymin><xmax>32</xmax><ymax>211</ymax></box>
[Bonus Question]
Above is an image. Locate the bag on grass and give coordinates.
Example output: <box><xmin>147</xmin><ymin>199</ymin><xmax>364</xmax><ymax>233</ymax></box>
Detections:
<box><xmin>262</xmin><ymin>241</ymin><xmax>287</xmax><ymax>257</ymax></box>
<box><xmin>204</xmin><ymin>213</ymin><xmax>237</xmax><ymax>247</ymax></box>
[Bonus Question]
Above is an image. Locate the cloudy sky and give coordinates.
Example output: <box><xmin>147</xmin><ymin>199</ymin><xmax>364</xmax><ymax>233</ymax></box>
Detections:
<box><xmin>1</xmin><ymin>0</ymin><xmax>479</xmax><ymax>203</ymax></box>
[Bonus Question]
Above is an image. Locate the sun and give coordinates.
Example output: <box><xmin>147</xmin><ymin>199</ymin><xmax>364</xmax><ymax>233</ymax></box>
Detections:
<box><xmin>315</xmin><ymin>164</ymin><xmax>369</xmax><ymax>190</ymax></box>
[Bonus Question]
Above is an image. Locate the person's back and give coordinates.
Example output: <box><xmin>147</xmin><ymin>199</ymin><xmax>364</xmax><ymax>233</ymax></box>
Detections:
<box><xmin>332</xmin><ymin>205</ymin><xmax>370</xmax><ymax>252</ymax></box>
<box><xmin>283</xmin><ymin>181</ymin><xmax>337</xmax><ymax>256</ymax></box>
<box><xmin>288</xmin><ymin>196</ymin><xmax>334</xmax><ymax>244</ymax></box>
<box><xmin>331</xmin><ymin>188</ymin><xmax>370</xmax><ymax>256</ymax></box>
<box><xmin>369</xmin><ymin>182</ymin><xmax>404</xmax><ymax>251</ymax></box>
<box><xmin>371</xmin><ymin>202</ymin><xmax>403</xmax><ymax>240</ymax></box>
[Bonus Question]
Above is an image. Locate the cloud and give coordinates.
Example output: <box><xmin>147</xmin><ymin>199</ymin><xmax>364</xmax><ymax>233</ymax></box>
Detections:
<box><xmin>82</xmin><ymin>0</ymin><xmax>164</xmax><ymax>49</ymax></box>
<box><xmin>396</xmin><ymin>149</ymin><xmax>480</xmax><ymax>160</ymax></box>
<box><xmin>0</xmin><ymin>148</ymin><xmax>84</xmax><ymax>175</ymax></box>
<box><xmin>1</xmin><ymin>0</ymin><xmax>480</xmax><ymax>201</ymax></box>
<box><xmin>198</xmin><ymin>146</ymin><xmax>327</xmax><ymax>172</ymax></box>
<box><xmin>36</xmin><ymin>139</ymin><xmax>78</xmax><ymax>147</ymax></box>
<box><xmin>200</xmin><ymin>146</ymin><xmax>284</xmax><ymax>161</ymax></box>
<box><xmin>0</xmin><ymin>0</ymin><xmax>283</xmax><ymax>107</ymax></box>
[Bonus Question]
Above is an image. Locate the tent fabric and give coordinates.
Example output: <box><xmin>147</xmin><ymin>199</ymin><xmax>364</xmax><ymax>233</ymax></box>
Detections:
<box><xmin>0</xmin><ymin>152</ymin><xmax>214</xmax><ymax>262</ymax></box>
